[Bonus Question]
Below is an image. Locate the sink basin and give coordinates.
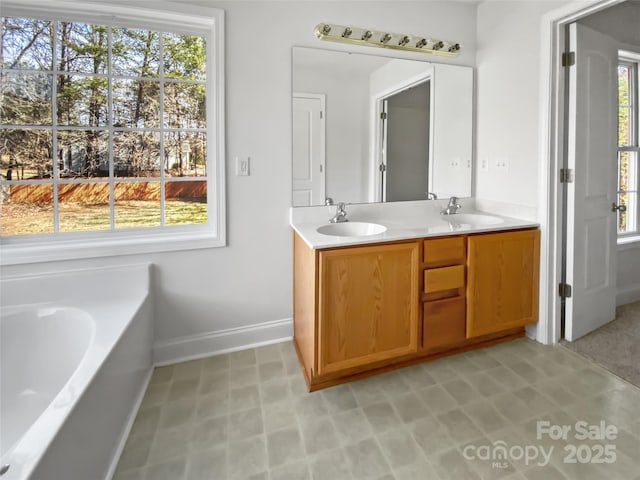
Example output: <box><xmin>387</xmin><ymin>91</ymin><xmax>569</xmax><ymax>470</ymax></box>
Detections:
<box><xmin>444</xmin><ymin>213</ymin><xmax>504</xmax><ymax>226</ymax></box>
<box><xmin>317</xmin><ymin>222</ymin><xmax>387</xmax><ymax>237</ymax></box>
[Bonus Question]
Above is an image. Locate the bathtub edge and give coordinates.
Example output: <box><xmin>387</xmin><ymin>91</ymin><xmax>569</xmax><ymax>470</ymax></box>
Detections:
<box><xmin>103</xmin><ymin>366</ymin><xmax>154</xmax><ymax>480</ymax></box>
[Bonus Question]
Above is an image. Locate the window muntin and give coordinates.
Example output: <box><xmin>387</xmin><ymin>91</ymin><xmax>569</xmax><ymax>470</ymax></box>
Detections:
<box><xmin>617</xmin><ymin>55</ymin><xmax>639</xmax><ymax>237</ymax></box>
<box><xmin>1</xmin><ymin>16</ymin><xmax>210</xmax><ymax>238</ymax></box>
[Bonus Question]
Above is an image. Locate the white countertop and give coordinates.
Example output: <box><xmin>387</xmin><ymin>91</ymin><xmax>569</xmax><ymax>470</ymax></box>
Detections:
<box><xmin>291</xmin><ymin>200</ymin><xmax>539</xmax><ymax>249</ymax></box>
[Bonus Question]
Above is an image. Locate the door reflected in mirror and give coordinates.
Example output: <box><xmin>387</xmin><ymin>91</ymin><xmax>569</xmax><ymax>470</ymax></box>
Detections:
<box><xmin>292</xmin><ymin>47</ymin><xmax>473</xmax><ymax>207</ymax></box>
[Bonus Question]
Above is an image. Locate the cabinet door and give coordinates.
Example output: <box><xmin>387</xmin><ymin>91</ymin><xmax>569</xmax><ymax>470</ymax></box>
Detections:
<box><xmin>318</xmin><ymin>242</ymin><xmax>419</xmax><ymax>375</ymax></box>
<box><xmin>467</xmin><ymin>229</ymin><xmax>540</xmax><ymax>338</ymax></box>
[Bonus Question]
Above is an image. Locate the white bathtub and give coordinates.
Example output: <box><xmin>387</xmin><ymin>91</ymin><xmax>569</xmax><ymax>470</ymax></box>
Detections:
<box><xmin>0</xmin><ymin>264</ymin><xmax>154</xmax><ymax>480</ymax></box>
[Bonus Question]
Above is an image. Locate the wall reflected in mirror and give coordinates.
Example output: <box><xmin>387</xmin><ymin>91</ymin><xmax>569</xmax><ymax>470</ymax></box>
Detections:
<box><xmin>292</xmin><ymin>46</ymin><xmax>473</xmax><ymax>207</ymax></box>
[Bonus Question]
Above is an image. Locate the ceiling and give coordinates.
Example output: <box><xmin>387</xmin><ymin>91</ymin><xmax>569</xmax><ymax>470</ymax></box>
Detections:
<box><xmin>580</xmin><ymin>0</ymin><xmax>640</xmax><ymax>46</ymax></box>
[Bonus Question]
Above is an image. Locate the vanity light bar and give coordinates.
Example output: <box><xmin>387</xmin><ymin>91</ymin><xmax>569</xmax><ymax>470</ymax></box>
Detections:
<box><xmin>314</xmin><ymin>23</ymin><xmax>461</xmax><ymax>57</ymax></box>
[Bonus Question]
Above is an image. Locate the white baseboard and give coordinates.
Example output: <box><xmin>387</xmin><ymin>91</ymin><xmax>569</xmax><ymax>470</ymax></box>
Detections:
<box><xmin>152</xmin><ymin>318</ymin><xmax>293</xmax><ymax>366</ymax></box>
<box><xmin>617</xmin><ymin>283</ymin><xmax>640</xmax><ymax>306</ymax></box>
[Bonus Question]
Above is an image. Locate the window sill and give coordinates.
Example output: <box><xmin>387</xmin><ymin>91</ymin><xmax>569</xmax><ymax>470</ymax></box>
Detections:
<box><xmin>0</xmin><ymin>229</ymin><xmax>225</xmax><ymax>266</ymax></box>
<box><xmin>617</xmin><ymin>235</ymin><xmax>640</xmax><ymax>250</ymax></box>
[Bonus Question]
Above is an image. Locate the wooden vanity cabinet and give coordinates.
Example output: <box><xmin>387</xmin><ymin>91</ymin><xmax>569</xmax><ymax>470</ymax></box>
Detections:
<box><xmin>466</xmin><ymin>229</ymin><xmax>540</xmax><ymax>338</ymax></box>
<box><xmin>422</xmin><ymin>236</ymin><xmax>467</xmax><ymax>351</ymax></box>
<box><xmin>293</xmin><ymin>234</ymin><xmax>420</xmax><ymax>386</ymax></box>
<box><xmin>317</xmin><ymin>241</ymin><xmax>419</xmax><ymax>375</ymax></box>
<box><xmin>293</xmin><ymin>227</ymin><xmax>539</xmax><ymax>391</ymax></box>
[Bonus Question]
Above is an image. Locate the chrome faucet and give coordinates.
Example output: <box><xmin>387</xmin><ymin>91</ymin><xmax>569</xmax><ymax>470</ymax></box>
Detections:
<box><xmin>427</xmin><ymin>192</ymin><xmax>438</xmax><ymax>200</ymax></box>
<box><xmin>329</xmin><ymin>202</ymin><xmax>348</xmax><ymax>223</ymax></box>
<box><xmin>441</xmin><ymin>196</ymin><xmax>461</xmax><ymax>215</ymax></box>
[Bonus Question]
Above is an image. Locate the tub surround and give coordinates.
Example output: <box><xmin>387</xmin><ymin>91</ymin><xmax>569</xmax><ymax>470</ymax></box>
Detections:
<box><xmin>292</xmin><ymin>200</ymin><xmax>540</xmax><ymax>391</ymax></box>
<box><xmin>290</xmin><ymin>199</ymin><xmax>539</xmax><ymax>249</ymax></box>
<box><xmin>0</xmin><ymin>264</ymin><xmax>153</xmax><ymax>480</ymax></box>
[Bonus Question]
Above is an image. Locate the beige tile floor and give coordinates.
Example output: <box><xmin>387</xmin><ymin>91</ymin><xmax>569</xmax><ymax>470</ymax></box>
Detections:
<box><xmin>113</xmin><ymin>338</ymin><xmax>640</xmax><ymax>480</ymax></box>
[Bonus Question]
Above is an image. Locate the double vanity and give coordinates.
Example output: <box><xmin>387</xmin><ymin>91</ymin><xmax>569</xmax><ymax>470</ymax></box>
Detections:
<box><xmin>291</xmin><ymin>47</ymin><xmax>538</xmax><ymax>390</ymax></box>
<box><xmin>291</xmin><ymin>201</ymin><xmax>540</xmax><ymax>391</ymax></box>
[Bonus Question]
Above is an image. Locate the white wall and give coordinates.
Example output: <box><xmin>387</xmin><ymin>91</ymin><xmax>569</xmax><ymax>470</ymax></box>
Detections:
<box><xmin>618</xmin><ymin>247</ymin><xmax>640</xmax><ymax>304</ymax></box>
<box><xmin>2</xmin><ymin>1</ymin><xmax>477</xmax><ymax>362</ymax></box>
<box><xmin>294</xmin><ymin>64</ymin><xmax>370</xmax><ymax>203</ymax></box>
<box><xmin>475</xmin><ymin>0</ymin><xmax>567</xmax><ymax>220</ymax></box>
<box><xmin>370</xmin><ymin>58</ymin><xmax>435</xmax><ymax>96</ymax></box>
<box><xmin>431</xmin><ymin>63</ymin><xmax>473</xmax><ymax>198</ymax></box>
<box><xmin>580</xmin><ymin>0</ymin><xmax>640</xmax><ymax>45</ymax></box>
<box><xmin>475</xmin><ymin>0</ymin><xmax>574</xmax><ymax>344</ymax></box>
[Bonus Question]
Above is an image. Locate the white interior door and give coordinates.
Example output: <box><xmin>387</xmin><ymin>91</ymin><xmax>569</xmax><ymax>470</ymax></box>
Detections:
<box><xmin>292</xmin><ymin>93</ymin><xmax>325</xmax><ymax>206</ymax></box>
<box><xmin>565</xmin><ymin>23</ymin><xmax>618</xmax><ymax>341</ymax></box>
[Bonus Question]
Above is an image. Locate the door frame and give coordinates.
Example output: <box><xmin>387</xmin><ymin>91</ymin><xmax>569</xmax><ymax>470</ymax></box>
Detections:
<box><xmin>292</xmin><ymin>92</ymin><xmax>326</xmax><ymax>206</ymax></box>
<box><xmin>369</xmin><ymin>71</ymin><xmax>433</xmax><ymax>202</ymax></box>
<box><xmin>539</xmin><ymin>0</ymin><xmax>625</xmax><ymax>344</ymax></box>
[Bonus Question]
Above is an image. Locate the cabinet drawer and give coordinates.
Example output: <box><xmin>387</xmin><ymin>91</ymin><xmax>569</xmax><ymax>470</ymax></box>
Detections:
<box><xmin>424</xmin><ymin>265</ymin><xmax>465</xmax><ymax>297</ymax></box>
<box><xmin>423</xmin><ymin>297</ymin><xmax>466</xmax><ymax>350</ymax></box>
<box><xmin>423</xmin><ymin>236</ymin><xmax>465</xmax><ymax>268</ymax></box>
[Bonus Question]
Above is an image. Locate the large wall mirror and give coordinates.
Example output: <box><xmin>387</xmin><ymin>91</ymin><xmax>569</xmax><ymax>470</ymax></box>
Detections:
<box><xmin>292</xmin><ymin>46</ymin><xmax>473</xmax><ymax>207</ymax></box>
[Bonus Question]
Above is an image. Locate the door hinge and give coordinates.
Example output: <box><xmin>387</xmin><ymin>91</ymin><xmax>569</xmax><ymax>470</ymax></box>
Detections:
<box><xmin>559</xmin><ymin>283</ymin><xmax>572</xmax><ymax>299</ymax></box>
<box><xmin>320</xmin><ymin>110</ymin><xmax>323</xmax><ymax>119</ymax></box>
<box><xmin>379</xmin><ymin>163</ymin><xmax>386</xmax><ymax>172</ymax></box>
<box><xmin>380</xmin><ymin>112</ymin><xmax>387</xmax><ymax>120</ymax></box>
<box><xmin>560</xmin><ymin>168</ymin><xmax>574</xmax><ymax>183</ymax></box>
<box><xmin>562</xmin><ymin>51</ymin><xmax>575</xmax><ymax>67</ymax></box>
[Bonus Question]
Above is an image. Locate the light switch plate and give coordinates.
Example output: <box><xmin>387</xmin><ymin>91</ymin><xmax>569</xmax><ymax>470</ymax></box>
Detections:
<box><xmin>236</xmin><ymin>157</ymin><xmax>250</xmax><ymax>176</ymax></box>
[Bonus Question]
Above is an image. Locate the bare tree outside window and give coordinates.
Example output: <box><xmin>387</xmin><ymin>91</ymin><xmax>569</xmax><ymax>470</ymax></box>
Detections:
<box><xmin>0</xmin><ymin>17</ymin><xmax>208</xmax><ymax>236</ymax></box>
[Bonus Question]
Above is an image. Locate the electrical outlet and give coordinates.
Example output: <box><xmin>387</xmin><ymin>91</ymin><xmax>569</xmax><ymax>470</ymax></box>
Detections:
<box><xmin>495</xmin><ymin>158</ymin><xmax>509</xmax><ymax>171</ymax></box>
<box><xmin>480</xmin><ymin>158</ymin><xmax>489</xmax><ymax>171</ymax></box>
<box><xmin>236</xmin><ymin>157</ymin><xmax>250</xmax><ymax>176</ymax></box>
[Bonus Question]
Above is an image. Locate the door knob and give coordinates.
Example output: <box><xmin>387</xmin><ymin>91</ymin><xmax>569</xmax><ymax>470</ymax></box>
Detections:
<box><xmin>612</xmin><ymin>203</ymin><xmax>627</xmax><ymax>213</ymax></box>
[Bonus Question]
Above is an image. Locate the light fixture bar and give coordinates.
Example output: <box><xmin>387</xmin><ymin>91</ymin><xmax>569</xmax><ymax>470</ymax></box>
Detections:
<box><xmin>314</xmin><ymin>23</ymin><xmax>461</xmax><ymax>57</ymax></box>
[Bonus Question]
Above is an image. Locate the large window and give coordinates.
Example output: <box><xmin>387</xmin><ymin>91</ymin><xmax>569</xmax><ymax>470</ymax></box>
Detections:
<box><xmin>0</xmin><ymin>2</ymin><xmax>224</xmax><ymax>263</ymax></box>
<box><xmin>618</xmin><ymin>53</ymin><xmax>639</xmax><ymax>238</ymax></box>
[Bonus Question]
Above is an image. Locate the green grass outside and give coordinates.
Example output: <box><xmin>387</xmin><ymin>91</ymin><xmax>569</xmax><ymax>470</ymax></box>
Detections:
<box><xmin>1</xmin><ymin>200</ymin><xmax>207</xmax><ymax>236</ymax></box>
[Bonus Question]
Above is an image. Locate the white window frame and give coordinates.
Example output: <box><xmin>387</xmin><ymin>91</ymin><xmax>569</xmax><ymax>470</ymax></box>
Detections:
<box><xmin>0</xmin><ymin>0</ymin><xmax>226</xmax><ymax>265</ymax></box>
<box><xmin>618</xmin><ymin>51</ymin><xmax>640</xmax><ymax>244</ymax></box>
